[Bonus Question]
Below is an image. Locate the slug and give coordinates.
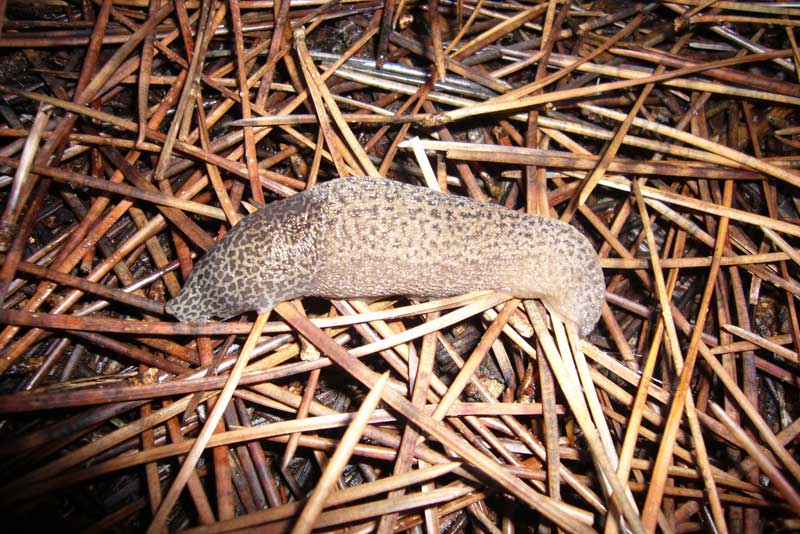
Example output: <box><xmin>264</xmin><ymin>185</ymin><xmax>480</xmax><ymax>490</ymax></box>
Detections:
<box><xmin>166</xmin><ymin>177</ymin><xmax>605</xmax><ymax>335</ymax></box>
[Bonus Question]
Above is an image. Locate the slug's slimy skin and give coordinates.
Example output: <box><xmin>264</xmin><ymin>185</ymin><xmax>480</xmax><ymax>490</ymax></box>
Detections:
<box><xmin>166</xmin><ymin>177</ymin><xmax>605</xmax><ymax>335</ymax></box>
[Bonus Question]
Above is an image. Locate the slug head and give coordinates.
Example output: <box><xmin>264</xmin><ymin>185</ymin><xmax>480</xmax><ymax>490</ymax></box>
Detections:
<box><xmin>547</xmin><ymin>259</ymin><xmax>605</xmax><ymax>337</ymax></box>
<box><xmin>519</xmin><ymin>219</ymin><xmax>605</xmax><ymax>337</ymax></box>
<box><xmin>552</xmin><ymin>287</ymin><xmax>604</xmax><ymax>337</ymax></box>
<box><xmin>165</xmin><ymin>256</ymin><xmax>247</xmax><ymax>322</ymax></box>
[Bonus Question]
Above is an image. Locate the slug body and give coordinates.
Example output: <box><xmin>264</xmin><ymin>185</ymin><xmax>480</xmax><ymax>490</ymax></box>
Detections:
<box><xmin>166</xmin><ymin>177</ymin><xmax>605</xmax><ymax>335</ymax></box>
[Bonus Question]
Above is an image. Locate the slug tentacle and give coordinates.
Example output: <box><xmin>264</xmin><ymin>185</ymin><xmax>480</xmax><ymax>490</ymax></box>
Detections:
<box><xmin>166</xmin><ymin>177</ymin><xmax>605</xmax><ymax>335</ymax></box>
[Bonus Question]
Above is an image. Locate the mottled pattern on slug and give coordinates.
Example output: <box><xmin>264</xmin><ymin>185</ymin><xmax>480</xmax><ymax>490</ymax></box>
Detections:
<box><xmin>165</xmin><ymin>177</ymin><xmax>605</xmax><ymax>335</ymax></box>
